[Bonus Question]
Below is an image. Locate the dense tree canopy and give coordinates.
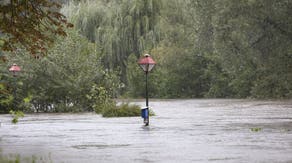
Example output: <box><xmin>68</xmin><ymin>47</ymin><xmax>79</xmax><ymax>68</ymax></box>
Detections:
<box><xmin>128</xmin><ymin>0</ymin><xmax>292</xmax><ymax>98</ymax></box>
<box><xmin>59</xmin><ymin>0</ymin><xmax>292</xmax><ymax>99</ymax></box>
<box><xmin>213</xmin><ymin>0</ymin><xmax>292</xmax><ymax>98</ymax></box>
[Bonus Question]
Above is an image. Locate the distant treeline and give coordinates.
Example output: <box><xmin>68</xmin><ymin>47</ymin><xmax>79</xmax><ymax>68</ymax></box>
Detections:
<box><xmin>63</xmin><ymin>0</ymin><xmax>292</xmax><ymax>98</ymax></box>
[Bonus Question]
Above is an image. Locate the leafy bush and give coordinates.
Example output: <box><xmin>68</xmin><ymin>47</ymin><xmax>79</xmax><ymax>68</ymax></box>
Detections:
<box><xmin>101</xmin><ymin>103</ymin><xmax>155</xmax><ymax>118</ymax></box>
<box><xmin>89</xmin><ymin>85</ymin><xmax>153</xmax><ymax>117</ymax></box>
<box><xmin>102</xmin><ymin>103</ymin><xmax>141</xmax><ymax>117</ymax></box>
<box><xmin>9</xmin><ymin>110</ymin><xmax>24</xmax><ymax>124</ymax></box>
<box><xmin>88</xmin><ymin>86</ymin><xmax>115</xmax><ymax>114</ymax></box>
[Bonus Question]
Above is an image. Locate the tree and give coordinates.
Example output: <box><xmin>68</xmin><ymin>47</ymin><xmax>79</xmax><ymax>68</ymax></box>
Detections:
<box><xmin>58</xmin><ymin>0</ymin><xmax>292</xmax><ymax>99</ymax></box>
<box><xmin>62</xmin><ymin>0</ymin><xmax>161</xmax><ymax>85</ymax></box>
<box><xmin>213</xmin><ymin>0</ymin><xmax>292</xmax><ymax>98</ymax></box>
<box><xmin>1</xmin><ymin>29</ymin><xmax>120</xmax><ymax>113</ymax></box>
<box><xmin>0</xmin><ymin>0</ymin><xmax>73</xmax><ymax>56</ymax></box>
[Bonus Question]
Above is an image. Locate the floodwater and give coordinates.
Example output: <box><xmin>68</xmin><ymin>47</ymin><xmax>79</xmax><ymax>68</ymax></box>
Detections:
<box><xmin>1</xmin><ymin>99</ymin><xmax>292</xmax><ymax>163</ymax></box>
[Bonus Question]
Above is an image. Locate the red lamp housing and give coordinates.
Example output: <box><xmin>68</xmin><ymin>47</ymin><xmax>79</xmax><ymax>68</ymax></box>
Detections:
<box><xmin>9</xmin><ymin>63</ymin><xmax>21</xmax><ymax>75</ymax></box>
<box><xmin>138</xmin><ymin>54</ymin><xmax>156</xmax><ymax>72</ymax></box>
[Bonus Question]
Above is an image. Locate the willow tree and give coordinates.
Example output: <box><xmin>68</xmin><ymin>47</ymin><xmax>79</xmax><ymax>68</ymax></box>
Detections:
<box><xmin>63</xmin><ymin>0</ymin><xmax>161</xmax><ymax>84</ymax></box>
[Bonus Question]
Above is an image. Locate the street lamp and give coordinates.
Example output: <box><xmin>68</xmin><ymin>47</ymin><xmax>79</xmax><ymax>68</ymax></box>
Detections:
<box><xmin>9</xmin><ymin>63</ymin><xmax>21</xmax><ymax>109</ymax></box>
<box><xmin>138</xmin><ymin>54</ymin><xmax>156</xmax><ymax>126</ymax></box>
<box><xmin>9</xmin><ymin>63</ymin><xmax>21</xmax><ymax>76</ymax></box>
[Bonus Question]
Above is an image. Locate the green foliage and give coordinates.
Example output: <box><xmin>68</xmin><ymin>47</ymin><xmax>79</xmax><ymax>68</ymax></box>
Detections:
<box><xmin>1</xmin><ymin>29</ymin><xmax>120</xmax><ymax>113</ymax></box>
<box><xmin>89</xmin><ymin>86</ymin><xmax>116</xmax><ymax>114</ymax></box>
<box><xmin>0</xmin><ymin>153</ymin><xmax>20</xmax><ymax>163</ymax></box>
<box><xmin>201</xmin><ymin>53</ymin><xmax>231</xmax><ymax>98</ymax></box>
<box><xmin>0</xmin><ymin>0</ymin><xmax>73</xmax><ymax>55</ymax></box>
<box><xmin>134</xmin><ymin>0</ymin><xmax>292</xmax><ymax>99</ymax></box>
<box><xmin>63</xmin><ymin>0</ymin><xmax>161</xmax><ymax>85</ymax></box>
<box><xmin>0</xmin><ymin>150</ymin><xmax>51</xmax><ymax>163</ymax></box>
<box><xmin>212</xmin><ymin>0</ymin><xmax>292</xmax><ymax>98</ymax></box>
<box><xmin>250</xmin><ymin>127</ymin><xmax>262</xmax><ymax>132</ymax></box>
<box><xmin>23</xmin><ymin>95</ymin><xmax>32</xmax><ymax>104</ymax></box>
<box><xmin>88</xmin><ymin>85</ymin><xmax>145</xmax><ymax>117</ymax></box>
<box><xmin>9</xmin><ymin>110</ymin><xmax>24</xmax><ymax>124</ymax></box>
<box><xmin>1</xmin><ymin>0</ymin><xmax>291</xmax><ymax>110</ymax></box>
<box><xmin>0</xmin><ymin>83</ymin><xmax>13</xmax><ymax>113</ymax></box>
<box><xmin>125</xmin><ymin>54</ymin><xmax>145</xmax><ymax>97</ymax></box>
<box><xmin>102</xmin><ymin>103</ymin><xmax>141</xmax><ymax>117</ymax></box>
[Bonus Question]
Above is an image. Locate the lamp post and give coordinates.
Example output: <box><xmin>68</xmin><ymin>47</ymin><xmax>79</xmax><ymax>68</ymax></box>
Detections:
<box><xmin>138</xmin><ymin>54</ymin><xmax>156</xmax><ymax>126</ymax></box>
<box><xmin>9</xmin><ymin>63</ymin><xmax>21</xmax><ymax>109</ymax></box>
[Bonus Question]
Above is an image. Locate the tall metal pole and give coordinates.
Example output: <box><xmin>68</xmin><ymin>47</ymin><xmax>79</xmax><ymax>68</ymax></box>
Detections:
<box><xmin>145</xmin><ymin>71</ymin><xmax>149</xmax><ymax>126</ymax></box>
<box><xmin>9</xmin><ymin>64</ymin><xmax>21</xmax><ymax>110</ymax></box>
<box><xmin>13</xmin><ymin>75</ymin><xmax>16</xmax><ymax>110</ymax></box>
<box><xmin>138</xmin><ymin>54</ymin><xmax>155</xmax><ymax>126</ymax></box>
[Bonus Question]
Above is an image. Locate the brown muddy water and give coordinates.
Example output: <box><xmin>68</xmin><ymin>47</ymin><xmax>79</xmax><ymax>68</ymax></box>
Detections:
<box><xmin>1</xmin><ymin>99</ymin><xmax>292</xmax><ymax>163</ymax></box>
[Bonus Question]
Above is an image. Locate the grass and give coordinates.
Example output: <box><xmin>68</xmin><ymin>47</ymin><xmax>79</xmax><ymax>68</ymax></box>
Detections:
<box><xmin>0</xmin><ymin>151</ymin><xmax>52</xmax><ymax>163</ymax></box>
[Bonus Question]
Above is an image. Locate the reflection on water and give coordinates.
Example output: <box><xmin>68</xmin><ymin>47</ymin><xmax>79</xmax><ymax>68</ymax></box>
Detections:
<box><xmin>1</xmin><ymin>99</ymin><xmax>292</xmax><ymax>163</ymax></box>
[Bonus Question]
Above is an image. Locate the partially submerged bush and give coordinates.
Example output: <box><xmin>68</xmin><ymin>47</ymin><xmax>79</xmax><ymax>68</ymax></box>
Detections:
<box><xmin>9</xmin><ymin>110</ymin><xmax>24</xmax><ymax>124</ymax></box>
<box><xmin>102</xmin><ymin>103</ymin><xmax>141</xmax><ymax>117</ymax></box>
<box><xmin>90</xmin><ymin>86</ymin><xmax>155</xmax><ymax>117</ymax></box>
<box><xmin>101</xmin><ymin>103</ymin><xmax>155</xmax><ymax>118</ymax></box>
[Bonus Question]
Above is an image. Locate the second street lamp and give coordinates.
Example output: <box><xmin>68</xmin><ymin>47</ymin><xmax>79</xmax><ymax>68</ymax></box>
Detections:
<box><xmin>9</xmin><ymin>63</ymin><xmax>21</xmax><ymax>110</ymax></box>
<box><xmin>9</xmin><ymin>63</ymin><xmax>21</xmax><ymax>76</ymax></box>
<box><xmin>138</xmin><ymin>54</ymin><xmax>156</xmax><ymax>126</ymax></box>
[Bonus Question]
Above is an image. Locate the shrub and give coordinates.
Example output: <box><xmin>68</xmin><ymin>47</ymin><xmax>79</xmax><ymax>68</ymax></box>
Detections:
<box><xmin>101</xmin><ymin>103</ymin><xmax>155</xmax><ymax>117</ymax></box>
<box><xmin>102</xmin><ymin>103</ymin><xmax>141</xmax><ymax>117</ymax></box>
<box><xmin>9</xmin><ymin>110</ymin><xmax>24</xmax><ymax>124</ymax></box>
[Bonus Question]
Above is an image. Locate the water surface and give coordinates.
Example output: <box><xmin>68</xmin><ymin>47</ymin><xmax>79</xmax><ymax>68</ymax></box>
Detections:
<box><xmin>1</xmin><ymin>99</ymin><xmax>292</xmax><ymax>162</ymax></box>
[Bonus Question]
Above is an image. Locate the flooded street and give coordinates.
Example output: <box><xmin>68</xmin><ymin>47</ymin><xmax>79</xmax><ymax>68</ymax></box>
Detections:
<box><xmin>1</xmin><ymin>99</ymin><xmax>292</xmax><ymax>163</ymax></box>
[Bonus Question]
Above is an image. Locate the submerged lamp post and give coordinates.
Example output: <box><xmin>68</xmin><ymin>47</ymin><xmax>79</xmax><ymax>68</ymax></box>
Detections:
<box><xmin>9</xmin><ymin>63</ymin><xmax>21</xmax><ymax>109</ymax></box>
<box><xmin>138</xmin><ymin>54</ymin><xmax>156</xmax><ymax>126</ymax></box>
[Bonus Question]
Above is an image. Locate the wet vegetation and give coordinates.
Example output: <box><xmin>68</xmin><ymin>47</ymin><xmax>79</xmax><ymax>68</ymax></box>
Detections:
<box><xmin>9</xmin><ymin>110</ymin><xmax>24</xmax><ymax>124</ymax></box>
<box><xmin>102</xmin><ymin>103</ymin><xmax>141</xmax><ymax>117</ymax></box>
<box><xmin>250</xmin><ymin>127</ymin><xmax>262</xmax><ymax>132</ymax></box>
<box><xmin>0</xmin><ymin>151</ymin><xmax>52</xmax><ymax>163</ymax></box>
<box><xmin>1</xmin><ymin>0</ymin><xmax>292</xmax><ymax>114</ymax></box>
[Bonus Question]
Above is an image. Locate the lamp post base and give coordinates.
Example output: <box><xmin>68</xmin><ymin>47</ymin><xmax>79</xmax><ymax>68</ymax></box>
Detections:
<box><xmin>141</xmin><ymin>107</ymin><xmax>149</xmax><ymax>126</ymax></box>
<box><xmin>144</xmin><ymin>118</ymin><xmax>149</xmax><ymax>126</ymax></box>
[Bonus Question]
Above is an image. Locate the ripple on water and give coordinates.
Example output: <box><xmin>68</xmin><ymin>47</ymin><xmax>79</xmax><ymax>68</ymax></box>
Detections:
<box><xmin>208</xmin><ymin>157</ymin><xmax>241</xmax><ymax>162</ymax></box>
<box><xmin>71</xmin><ymin>144</ymin><xmax>130</xmax><ymax>149</ymax></box>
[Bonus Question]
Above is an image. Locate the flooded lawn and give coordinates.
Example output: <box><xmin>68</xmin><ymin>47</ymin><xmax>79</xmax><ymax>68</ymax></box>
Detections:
<box><xmin>1</xmin><ymin>99</ymin><xmax>292</xmax><ymax>163</ymax></box>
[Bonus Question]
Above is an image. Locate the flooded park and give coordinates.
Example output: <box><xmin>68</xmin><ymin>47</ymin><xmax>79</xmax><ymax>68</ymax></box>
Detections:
<box><xmin>1</xmin><ymin>99</ymin><xmax>292</xmax><ymax>163</ymax></box>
